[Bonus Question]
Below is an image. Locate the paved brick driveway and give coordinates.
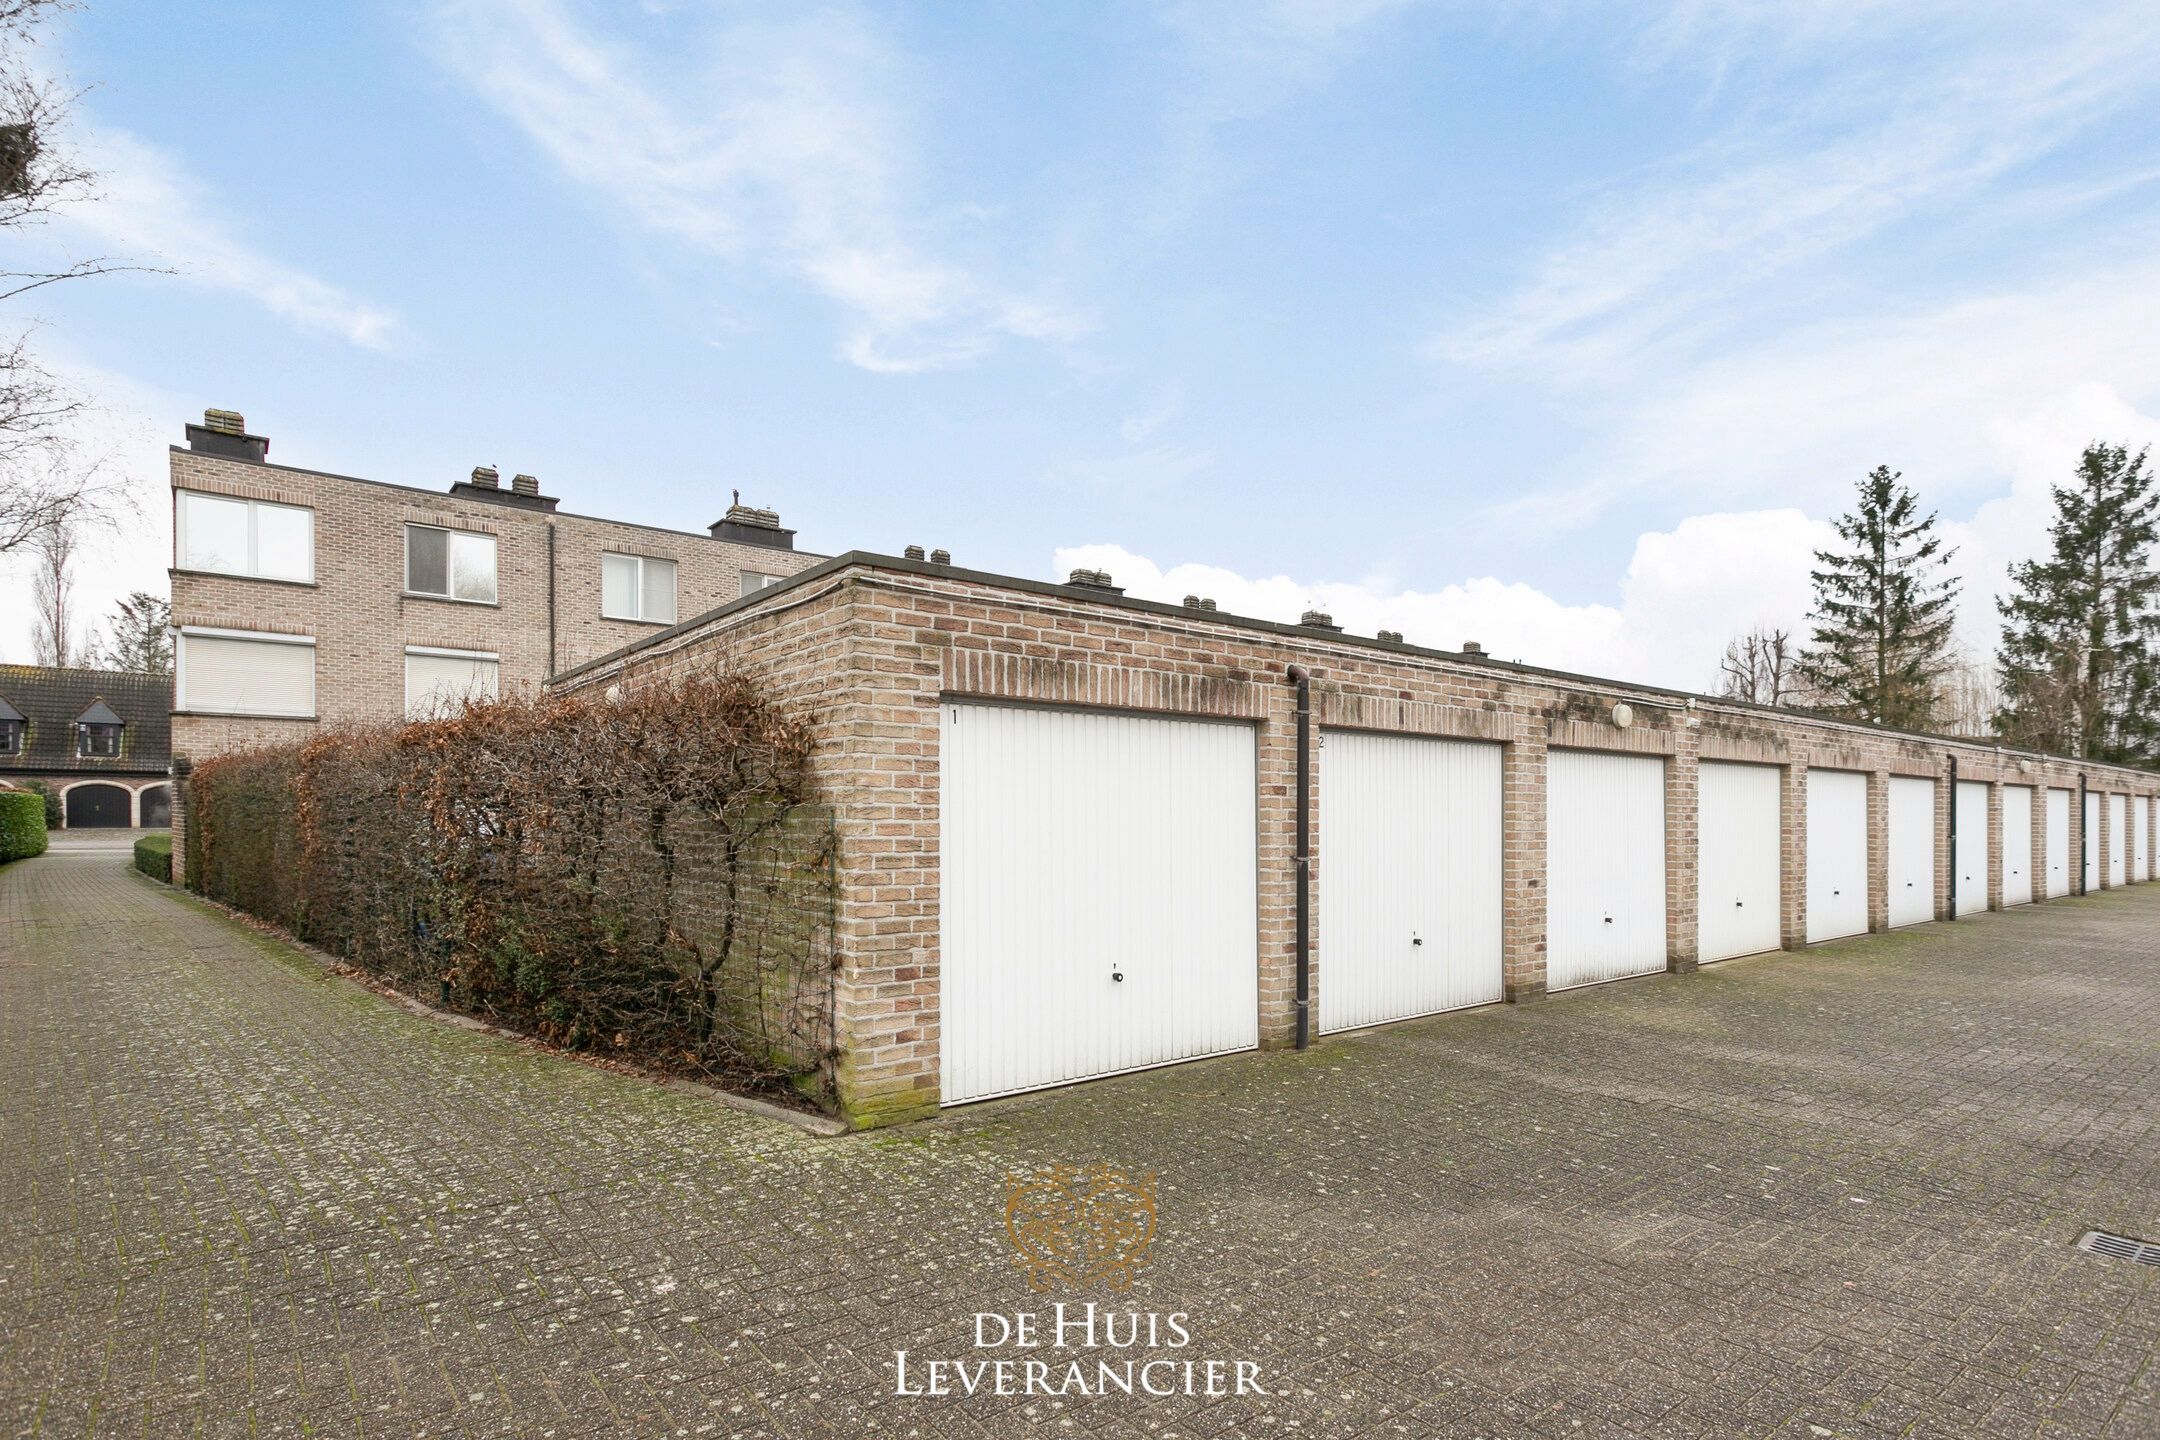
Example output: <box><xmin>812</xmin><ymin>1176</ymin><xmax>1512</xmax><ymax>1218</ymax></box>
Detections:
<box><xmin>2</xmin><ymin>849</ymin><xmax>2156</xmax><ymax>1439</ymax></box>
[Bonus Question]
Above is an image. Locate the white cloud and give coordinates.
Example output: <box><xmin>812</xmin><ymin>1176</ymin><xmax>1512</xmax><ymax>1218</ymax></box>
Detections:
<box><xmin>1437</xmin><ymin>4</ymin><xmax>2160</xmax><ymax>379</ymax></box>
<box><xmin>1494</xmin><ymin>247</ymin><xmax>2160</xmax><ymax>532</ymax></box>
<box><xmin>47</xmin><ymin>125</ymin><xmax>401</xmax><ymax>350</ymax></box>
<box><xmin>429</xmin><ymin>0</ymin><xmax>1086</xmax><ymax>372</ymax></box>
<box><xmin>1055</xmin><ymin>508</ymin><xmax>1836</xmax><ymax>691</ymax></box>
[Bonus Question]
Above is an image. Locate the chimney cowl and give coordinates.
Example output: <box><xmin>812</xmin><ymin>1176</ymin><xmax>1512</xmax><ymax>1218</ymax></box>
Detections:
<box><xmin>470</xmin><ymin>465</ymin><xmax>500</xmax><ymax>489</ymax></box>
<box><xmin>1461</xmin><ymin>640</ymin><xmax>1485</xmax><ymax>656</ymax></box>
<box><xmin>1299</xmin><ymin>609</ymin><xmax>1341</xmax><ymax>631</ymax></box>
<box><xmin>929</xmin><ymin>548</ymin><xmax>951</xmax><ymax>566</ymax></box>
<box><xmin>183</xmin><ymin>408</ymin><xmax>269</xmax><ymax>463</ymax></box>
<box><xmin>1377</xmin><ymin>629</ymin><xmax>1404</xmax><ymax>644</ymax></box>
<box><xmin>903</xmin><ymin>544</ymin><xmax>926</xmax><ymax>561</ymax></box>
<box><xmin>511</xmin><ymin>473</ymin><xmax>539</xmax><ymax>496</ymax></box>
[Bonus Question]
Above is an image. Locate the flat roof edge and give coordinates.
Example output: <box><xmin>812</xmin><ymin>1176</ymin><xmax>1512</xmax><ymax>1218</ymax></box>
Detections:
<box><xmin>550</xmin><ymin>551</ymin><xmax>2160</xmax><ymax>778</ymax></box>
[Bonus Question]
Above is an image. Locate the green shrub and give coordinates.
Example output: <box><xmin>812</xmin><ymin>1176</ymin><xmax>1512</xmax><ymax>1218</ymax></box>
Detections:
<box><xmin>0</xmin><ymin>790</ymin><xmax>47</xmax><ymax>863</ymax></box>
<box><xmin>186</xmin><ymin>676</ymin><xmax>840</xmax><ymax>1109</ymax></box>
<box><xmin>25</xmin><ymin>779</ymin><xmax>59</xmax><ymax>828</ymax></box>
<box><xmin>133</xmin><ymin>832</ymin><xmax>172</xmax><ymax>883</ymax></box>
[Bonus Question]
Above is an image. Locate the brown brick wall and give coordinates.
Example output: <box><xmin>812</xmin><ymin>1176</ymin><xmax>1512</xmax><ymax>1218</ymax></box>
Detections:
<box><xmin>560</xmin><ymin>559</ymin><xmax>2160</xmax><ymax>1127</ymax></box>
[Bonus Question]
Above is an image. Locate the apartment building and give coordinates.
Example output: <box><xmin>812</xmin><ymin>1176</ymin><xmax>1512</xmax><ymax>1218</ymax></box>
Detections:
<box><xmin>168</xmin><ymin>410</ymin><xmax>822</xmax><ymax>760</ymax></box>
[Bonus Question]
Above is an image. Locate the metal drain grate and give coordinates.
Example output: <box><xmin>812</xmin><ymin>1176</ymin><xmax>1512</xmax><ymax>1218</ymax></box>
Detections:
<box><xmin>2076</xmin><ymin>1230</ymin><xmax>2160</xmax><ymax>1266</ymax></box>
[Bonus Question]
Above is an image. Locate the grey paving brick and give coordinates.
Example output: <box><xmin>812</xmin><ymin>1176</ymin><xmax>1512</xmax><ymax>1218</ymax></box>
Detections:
<box><xmin>2</xmin><ymin>850</ymin><xmax>2158</xmax><ymax>1437</ymax></box>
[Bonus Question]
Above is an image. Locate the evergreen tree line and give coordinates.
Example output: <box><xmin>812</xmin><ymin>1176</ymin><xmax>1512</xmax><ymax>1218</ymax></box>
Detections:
<box><xmin>1716</xmin><ymin>442</ymin><xmax>2160</xmax><ymax>765</ymax></box>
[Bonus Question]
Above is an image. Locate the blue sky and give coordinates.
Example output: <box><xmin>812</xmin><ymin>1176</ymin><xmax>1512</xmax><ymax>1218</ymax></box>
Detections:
<box><xmin>6</xmin><ymin>0</ymin><xmax>2160</xmax><ymax>686</ymax></box>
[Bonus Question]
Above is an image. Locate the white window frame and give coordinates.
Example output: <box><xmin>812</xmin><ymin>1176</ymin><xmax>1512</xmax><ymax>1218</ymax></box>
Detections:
<box><xmin>174</xmin><ymin>626</ymin><xmax>318</xmax><ymax>719</ymax></box>
<box><xmin>740</xmin><ymin>570</ymin><xmax>784</xmax><ymax>597</ymax></box>
<box><xmin>403</xmin><ymin>523</ymin><xmax>499</xmax><ymax>605</ymax></box>
<box><xmin>403</xmin><ymin>646</ymin><xmax>501</xmax><ymax>718</ymax></box>
<box><xmin>0</xmin><ymin>718</ymin><xmax>21</xmax><ymax>755</ymax></box>
<box><xmin>175</xmin><ymin>490</ymin><xmax>315</xmax><ymax>582</ymax></box>
<box><xmin>601</xmin><ymin>552</ymin><xmax>678</xmax><ymax>623</ymax></box>
<box><xmin>77</xmin><ymin>723</ymin><xmax>122</xmax><ymax>758</ymax></box>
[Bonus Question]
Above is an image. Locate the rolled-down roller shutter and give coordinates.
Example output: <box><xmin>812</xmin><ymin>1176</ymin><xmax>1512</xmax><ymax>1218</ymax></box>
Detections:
<box><xmin>178</xmin><ymin>631</ymin><xmax>315</xmax><ymax>717</ymax></box>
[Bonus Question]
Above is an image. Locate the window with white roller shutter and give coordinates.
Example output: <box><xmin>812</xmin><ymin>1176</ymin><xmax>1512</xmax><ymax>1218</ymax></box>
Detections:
<box><xmin>177</xmin><ymin>629</ymin><xmax>316</xmax><ymax>717</ymax></box>
<box><xmin>404</xmin><ymin>648</ymin><xmax>499</xmax><ymax>718</ymax></box>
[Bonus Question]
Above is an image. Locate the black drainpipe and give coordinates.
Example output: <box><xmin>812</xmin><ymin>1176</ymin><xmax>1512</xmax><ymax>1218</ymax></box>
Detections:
<box><xmin>2079</xmin><ymin>774</ymin><xmax>2089</xmax><ymax>895</ymax></box>
<box><xmin>546</xmin><ymin>521</ymin><xmax>559</xmax><ymax>674</ymax></box>
<box><xmin>1946</xmin><ymin>755</ymin><xmax>1958</xmax><ymax>920</ymax></box>
<box><xmin>1286</xmin><ymin>664</ymin><xmax>1312</xmax><ymax>1050</ymax></box>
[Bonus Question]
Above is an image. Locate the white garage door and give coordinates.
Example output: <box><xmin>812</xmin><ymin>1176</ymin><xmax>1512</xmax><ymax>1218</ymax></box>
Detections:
<box><xmin>1806</xmin><ymin>769</ymin><xmax>1869</xmax><ymax>942</ymax></box>
<box><xmin>2110</xmin><ymin>793</ymin><xmax>2129</xmax><ymax>885</ymax></box>
<box><xmin>2139</xmin><ymin>796</ymin><xmax>2153</xmax><ymax>881</ymax></box>
<box><xmin>1954</xmin><ymin>780</ymin><xmax>1989</xmax><ymax>916</ymax></box>
<box><xmin>1698</xmin><ymin>761</ymin><xmax>1781</xmax><ymax>962</ymax></box>
<box><xmin>2084</xmin><ymin>792</ymin><xmax>2101</xmax><ymax>891</ymax></box>
<box><xmin>2134</xmin><ymin>794</ymin><xmax>2151</xmax><ymax>885</ymax></box>
<box><xmin>2002</xmin><ymin>786</ymin><xmax>2034</xmax><ymax>907</ymax></box>
<box><xmin>1548</xmin><ymin>750</ymin><xmax>1667</xmax><ymax>990</ymax></box>
<box><xmin>2046</xmin><ymin>788</ymin><xmax>2073</xmax><ymax>897</ymax></box>
<box><xmin>939</xmin><ymin>703</ymin><xmax>1259</xmax><ymax>1104</ymax></box>
<box><xmin>1319</xmin><ymin>731</ymin><xmax>1502</xmax><ymax>1031</ymax></box>
<box><xmin>1887</xmin><ymin>776</ymin><xmax>1935</xmax><ymax>928</ymax></box>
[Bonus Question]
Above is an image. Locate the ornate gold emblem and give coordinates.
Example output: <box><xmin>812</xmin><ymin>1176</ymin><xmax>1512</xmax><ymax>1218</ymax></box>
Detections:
<box><xmin>1003</xmin><ymin>1164</ymin><xmax>1158</xmax><ymax>1291</ymax></box>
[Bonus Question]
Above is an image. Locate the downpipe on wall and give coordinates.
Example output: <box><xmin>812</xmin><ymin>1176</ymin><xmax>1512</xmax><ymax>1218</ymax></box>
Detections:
<box><xmin>1286</xmin><ymin>664</ymin><xmax>1312</xmax><ymax>1050</ymax></box>
<box><xmin>1947</xmin><ymin>755</ymin><xmax>1958</xmax><ymax>920</ymax></box>
<box><xmin>2079</xmin><ymin>774</ymin><xmax>2089</xmax><ymax>895</ymax></box>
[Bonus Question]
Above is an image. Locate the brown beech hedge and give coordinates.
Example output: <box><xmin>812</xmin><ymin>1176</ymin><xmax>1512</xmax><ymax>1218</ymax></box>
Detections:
<box><xmin>185</xmin><ymin>673</ymin><xmax>839</xmax><ymax>1108</ymax></box>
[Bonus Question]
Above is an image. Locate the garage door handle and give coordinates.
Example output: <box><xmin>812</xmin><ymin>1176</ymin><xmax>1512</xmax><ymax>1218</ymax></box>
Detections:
<box><xmin>1411</xmin><ymin>935</ymin><xmax>1423</xmax><ymax>946</ymax></box>
<box><xmin>1111</xmin><ymin>970</ymin><xmax>1123</xmax><ymax>983</ymax></box>
<box><xmin>1603</xmin><ymin>915</ymin><xmax>1613</xmax><ymax>924</ymax></box>
<box><xmin>1734</xmin><ymin>900</ymin><xmax>1743</xmax><ymax>907</ymax></box>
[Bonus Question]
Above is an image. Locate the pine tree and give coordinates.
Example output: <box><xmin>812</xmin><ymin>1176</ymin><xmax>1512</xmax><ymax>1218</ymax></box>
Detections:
<box><xmin>1798</xmin><ymin>465</ymin><xmax>1961</xmax><ymax>728</ymax></box>
<box><xmin>1995</xmin><ymin>443</ymin><xmax>2160</xmax><ymax>763</ymax></box>
<box><xmin>92</xmin><ymin>591</ymin><xmax>173</xmax><ymax>674</ymax></box>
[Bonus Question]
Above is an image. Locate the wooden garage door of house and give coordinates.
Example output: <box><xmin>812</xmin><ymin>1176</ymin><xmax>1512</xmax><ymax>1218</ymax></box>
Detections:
<box><xmin>2047</xmin><ymin>788</ymin><xmax>2073</xmax><ymax>897</ymax></box>
<box><xmin>1954</xmin><ymin>781</ymin><xmax>1989</xmax><ymax>917</ymax></box>
<box><xmin>1547</xmin><ymin>750</ymin><xmax>1667</xmax><ymax>990</ymax></box>
<box><xmin>1806</xmin><ymin>770</ymin><xmax>1869</xmax><ymax>943</ymax></box>
<box><xmin>2001</xmin><ymin>786</ymin><xmax>2034</xmax><ymax>907</ymax></box>
<box><xmin>139</xmin><ymin>784</ymin><xmax>170</xmax><ymax>830</ymax></box>
<box><xmin>64</xmin><ymin>783</ymin><xmax>131</xmax><ymax>828</ymax></box>
<box><xmin>1318</xmin><ymin>730</ymin><xmax>1502</xmax><ymax>1033</ymax></box>
<box><xmin>1698</xmin><ymin>761</ymin><xmax>1780</xmax><ymax>962</ymax></box>
<box><xmin>1886</xmin><ymin>776</ymin><xmax>1935</xmax><ymax>929</ymax></box>
<box><xmin>938</xmin><ymin>702</ymin><xmax>1259</xmax><ymax>1104</ymax></box>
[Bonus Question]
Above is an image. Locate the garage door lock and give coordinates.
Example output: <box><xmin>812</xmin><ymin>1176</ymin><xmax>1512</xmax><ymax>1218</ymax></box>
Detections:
<box><xmin>1111</xmin><ymin>969</ymin><xmax>1124</xmax><ymax>983</ymax></box>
